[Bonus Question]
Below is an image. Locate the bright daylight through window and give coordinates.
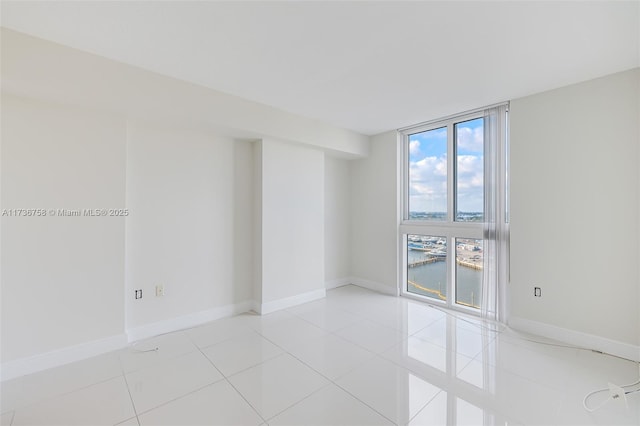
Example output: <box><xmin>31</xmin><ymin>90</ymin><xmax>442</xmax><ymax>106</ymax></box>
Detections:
<box><xmin>401</xmin><ymin>105</ymin><xmax>508</xmax><ymax>318</ymax></box>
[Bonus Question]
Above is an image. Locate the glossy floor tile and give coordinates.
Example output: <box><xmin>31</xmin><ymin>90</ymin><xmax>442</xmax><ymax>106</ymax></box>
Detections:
<box><xmin>2</xmin><ymin>285</ymin><xmax>638</xmax><ymax>425</ymax></box>
<box><xmin>1</xmin><ymin>351</ymin><xmax>123</xmax><ymax>412</ymax></box>
<box><xmin>137</xmin><ymin>380</ymin><xmax>263</xmax><ymax>425</ymax></box>
<box><xmin>381</xmin><ymin>336</ymin><xmax>474</xmax><ymax>378</ymax></box>
<box><xmin>254</xmin><ymin>315</ymin><xmax>328</xmax><ymax>352</ymax></box>
<box><xmin>114</xmin><ymin>417</ymin><xmax>139</xmax><ymax>426</ymax></box>
<box><xmin>11</xmin><ymin>376</ymin><xmax>134</xmax><ymax>426</ymax></box>
<box><xmin>286</xmin><ymin>300</ymin><xmax>362</xmax><ymax>332</ymax></box>
<box><xmin>334</xmin><ymin>318</ymin><xmax>405</xmax><ymax>354</ymax></box>
<box><xmin>201</xmin><ymin>331</ymin><xmax>283</xmax><ymax>377</ymax></box>
<box><xmin>227</xmin><ymin>353</ymin><xmax>328</xmax><ymax>420</ymax></box>
<box><xmin>185</xmin><ymin>317</ymin><xmax>255</xmax><ymax>349</ymax></box>
<box><xmin>118</xmin><ymin>331</ymin><xmax>198</xmax><ymax>374</ymax></box>
<box><xmin>126</xmin><ymin>350</ymin><xmax>224</xmax><ymax>414</ymax></box>
<box><xmin>336</xmin><ymin>356</ymin><xmax>441</xmax><ymax>424</ymax></box>
<box><xmin>269</xmin><ymin>384</ymin><xmax>392</xmax><ymax>425</ymax></box>
<box><xmin>284</xmin><ymin>332</ymin><xmax>376</xmax><ymax>380</ymax></box>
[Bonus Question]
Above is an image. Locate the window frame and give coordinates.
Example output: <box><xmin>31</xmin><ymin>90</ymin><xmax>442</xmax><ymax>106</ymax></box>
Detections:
<box><xmin>399</xmin><ymin>110</ymin><xmax>485</xmax><ymax>313</ymax></box>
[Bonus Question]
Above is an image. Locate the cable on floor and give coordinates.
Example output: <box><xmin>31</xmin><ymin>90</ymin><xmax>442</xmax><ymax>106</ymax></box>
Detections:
<box><xmin>427</xmin><ymin>301</ymin><xmax>637</xmax><ymax>363</ymax></box>
<box><xmin>423</xmin><ymin>300</ymin><xmax>640</xmax><ymax>414</ymax></box>
<box><xmin>127</xmin><ymin>328</ymin><xmax>189</xmax><ymax>354</ymax></box>
<box><xmin>129</xmin><ymin>344</ymin><xmax>159</xmax><ymax>353</ymax></box>
<box><xmin>582</xmin><ymin>378</ymin><xmax>640</xmax><ymax>412</ymax></box>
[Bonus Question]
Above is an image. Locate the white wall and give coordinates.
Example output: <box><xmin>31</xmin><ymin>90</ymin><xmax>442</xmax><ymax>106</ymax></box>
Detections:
<box><xmin>0</xmin><ymin>95</ymin><xmax>259</xmax><ymax>375</ymax></box>
<box><xmin>125</xmin><ymin>121</ymin><xmax>254</xmax><ymax>335</ymax></box>
<box><xmin>256</xmin><ymin>139</ymin><xmax>325</xmax><ymax>312</ymax></box>
<box><xmin>9</xmin><ymin>21</ymin><xmax>636</xmax><ymax>376</ymax></box>
<box><xmin>0</xmin><ymin>92</ymin><xmax>332</xmax><ymax>376</ymax></box>
<box><xmin>324</xmin><ymin>156</ymin><xmax>351</xmax><ymax>286</ymax></box>
<box><xmin>1</xmin><ymin>94</ymin><xmax>126</xmax><ymax>363</ymax></box>
<box><xmin>252</xmin><ymin>142</ymin><xmax>263</xmax><ymax>305</ymax></box>
<box><xmin>1</xmin><ymin>28</ymin><xmax>369</xmax><ymax>158</ymax></box>
<box><xmin>509</xmin><ymin>68</ymin><xmax>640</xmax><ymax>354</ymax></box>
<box><xmin>350</xmin><ymin>70</ymin><xmax>640</xmax><ymax>359</ymax></box>
<box><xmin>233</xmin><ymin>140</ymin><xmax>255</xmax><ymax>309</ymax></box>
<box><xmin>0</xmin><ymin>28</ymin><xmax>371</xmax><ymax>378</ymax></box>
<box><xmin>350</xmin><ymin>131</ymin><xmax>400</xmax><ymax>295</ymax></box>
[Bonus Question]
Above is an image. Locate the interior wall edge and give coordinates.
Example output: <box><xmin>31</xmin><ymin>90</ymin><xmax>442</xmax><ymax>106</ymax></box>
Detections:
<box><xmin>350</xmin><ymin>277</ymin><xmax>399</xmax><ymax>297</ymax></box>
<box><xmin>125</xmin><ymin>300</ymin><xmax>255</xmax><ymax>343</ymax></box>
<box><xmin>0</xmin><ymin>334</ymin><xmax>128</xmax><ymax>383</ymax></box>
<box><xmin>257</xmin><ymin>289</ymin><xmax>326</xmax><ymax>315</ymax></box>
<box><xmin>325</xmin><ymin>277</ymin><xmax>354</xmax><ymax>290</ymax></box>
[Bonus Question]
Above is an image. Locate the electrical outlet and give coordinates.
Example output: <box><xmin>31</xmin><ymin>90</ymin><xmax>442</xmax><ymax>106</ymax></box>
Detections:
<box><xmin>135</xmin><ymin>289</ymin><xmax>143</xmax><ymax>299</ymax></box>
<box><xmin>534</xmin><ymin>287</ymin><xmax>541</xmax><ymax>297</ymax></box>
<box><xmin>155</xmin><ymin>284</ymin><xmax>164</xmax><ymax>297</ymax></box>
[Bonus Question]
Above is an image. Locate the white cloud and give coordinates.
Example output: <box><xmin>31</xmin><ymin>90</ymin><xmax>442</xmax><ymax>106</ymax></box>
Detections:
<box><xmin>409</xmin><ymin>140</ymin><xmax>421</xmax><ymax>156</ymax></box>
<box><xmin>456</xmin><ymin>126</ymin><xmax>483</xmax><ymax>153</ymax></box>
<box><xmin>457</xmin><ymin>155</ymin><xmax>483</xmax><ymax>183</ymax></box>
<box><xmin>456</xmin><ymin>155</ymin><xmax>484</xmax><ymax>211</ymax></box>
<box><xmin>409</xmin><ymin>125</ymin><xmax>485</xmax><ymax>213</ymax></box>
<box><xmin>409</xmin><ymin>153</ymin><xmax>484</xmax><ymax>213</ymax></box>
<box><xmin>409</xmin><ymin>155</ymin><xmax>447</xmax><ymax>212</ymax></box>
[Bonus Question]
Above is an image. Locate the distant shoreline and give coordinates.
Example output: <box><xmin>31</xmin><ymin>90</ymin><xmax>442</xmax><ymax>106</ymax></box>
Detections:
<box><xmin>408</xmin><ymin>257</ymin><xmax>483</xmax><ymax>270</ymax></box>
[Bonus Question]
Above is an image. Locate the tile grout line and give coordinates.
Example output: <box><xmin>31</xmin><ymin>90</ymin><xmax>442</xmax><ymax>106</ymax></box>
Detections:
<box><xmin>253</xmin><ymin>327</ymin><xmax>397</xmax><ymax>425</ymax></box>
<box><xmin>4</xmin><ymin>295</ymin><xmax>447</xmax><ymax>424</ymax></box>
<box><xmin>283</xmin><ymin>302</ymin><xmax>370</xmax><ymax>334</ymax></box>
<box><xmin>203</xmin><ymin>341</ymin><xmax>286</xmax><ymax>378</ymax></box>
<box><xmin>260</xmin><ymin>298</ymin><xmax>451</xmax><ymax>424</ymax></box>
<box><xmin>329</xmin><ymin>371</ymin><xmax>399</xmax><ymax>425</ymax></box>
<box><xmin>195</xmin><ymin>341</ymin><xmax>268</xmax><ymax>425</ymax></box>
<box><xmin>9</xmin><ymin>286</ymin><xmax>626</xmax><ymax>425</ymax></box>
<box><xmin>3</xmin><ymin>370</ymin><xmax>125</xmax><ymax>416</ymax></box>
<box><xmin>276</xmin><ymin>301</ymin><xmax>469</xmax><ymax>424</ymax></box>
<box><xmin>405</xmin><ymin>389</ymin><xmax>446</xmax><ymax>424</ymax></box>
<box><xmin>183</xmin><ymin>325</ymin><xmax>258</xmax><ymax>353</ymax></box>
<box><xmin>229</xmin><ymin>326</ymin><xmax>390</xmax><ymax>424</ymax></box>
<box><xmin>120</xmin><ymin>373</ymin><xmax>141</xmax><ymax>426</ymax></box>
<box><xmin>117</xmin><ymin>344</ymin><xmax>140</xmax><ymax>425</ymax></box>
<box><xmin>133</xmin><ymin>380</ymin><xmax>223</xmax><ymax>419</ymax></box>
<box><xmin>263</xmin><ymin>382</ymin><xmax>334</xmax><ymax>423</ymax></box>
<box><xmin>247</xmin><ymin>344</ymin><xmax>395</xmax><ymax>425</ymax></box>
<box><xmin>122</xmin><ymin>335</ymin><xmax>229</xmax><ymax>419</ymax></box>
<box><xmin>222</xmin><ymin>376</ymin><xmax>268</xmax><ymax>426</ymax></box>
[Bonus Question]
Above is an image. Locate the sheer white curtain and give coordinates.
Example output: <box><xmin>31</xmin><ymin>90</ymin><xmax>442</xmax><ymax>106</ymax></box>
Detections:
<box><xmin>481</xmin><ymin>104</ymin><xmax>509</xmax><ymax>322</ymax></box>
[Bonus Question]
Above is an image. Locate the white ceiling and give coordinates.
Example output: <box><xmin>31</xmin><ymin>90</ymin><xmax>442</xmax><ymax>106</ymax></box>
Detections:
<box><xmin>2</xmin><ymin>1</ymin><xmax>639</xmax><ymax>135</ymax></box>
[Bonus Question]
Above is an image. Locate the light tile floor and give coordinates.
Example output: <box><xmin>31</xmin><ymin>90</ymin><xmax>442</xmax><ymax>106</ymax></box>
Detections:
<box><xmin>1</xmin><ymin>285</ymin><xmax>638</xmax><ymax>425</ymax></box>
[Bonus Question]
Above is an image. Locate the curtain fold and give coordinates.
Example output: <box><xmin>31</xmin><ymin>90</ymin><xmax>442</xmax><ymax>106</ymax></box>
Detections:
<box><xmin>481</xmin><ymin>104</ymin><xmax>509</xmax><ymax>322</ymax></box>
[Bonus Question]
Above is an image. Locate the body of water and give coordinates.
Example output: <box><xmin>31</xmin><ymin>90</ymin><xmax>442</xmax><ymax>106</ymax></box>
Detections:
<box><xmin>407</xmin><ymin>249</ymin><xmax>482</xmax><ymax>308</ymax></box>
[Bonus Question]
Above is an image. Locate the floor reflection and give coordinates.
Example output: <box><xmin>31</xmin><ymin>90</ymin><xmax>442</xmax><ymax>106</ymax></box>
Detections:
<box><xmin>395</xmin><ymin>305</ymin><xmax>551</xmax><ymax>424</ymax></box>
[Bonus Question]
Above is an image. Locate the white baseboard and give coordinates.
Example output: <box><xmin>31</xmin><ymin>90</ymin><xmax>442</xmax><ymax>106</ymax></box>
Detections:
<box><xmin>1</xmin><ymin>333</ymin><xmax>128</xmax><ymax>382</ymax></box>
<box><xmin>325</xmin><ymin>277</ymin><xmax>353</xmax><ymax>290</ymax></box>
<box><xmin>508</xmin><ymin>316</ymin><xmax>640</xmax><ymax>363</ymax></box>
<box><xmin>351</xmin><ymin>277</ymin><xmax>399</xmax><ymax>297</ymax></box>
<box><xmin>126</xmin><ymin>300</ymin><xmax>254</xmax><ymax>342</ymax></box>
<box><xmin>258</xmin><ymin>288</ymin><xmax>326</xmax><ymax>315</ymax></box>
<box><xmin>1</xmin><ymin>300</ymin><xmax>257</xmax><ymax>381</ymax></box>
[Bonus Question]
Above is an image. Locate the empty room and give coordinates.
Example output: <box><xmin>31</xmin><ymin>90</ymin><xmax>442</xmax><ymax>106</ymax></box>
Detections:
<box><xmin>1</xmin><ymin>1</ymin><xmax>639</xmax><ymax>425</ymax></box>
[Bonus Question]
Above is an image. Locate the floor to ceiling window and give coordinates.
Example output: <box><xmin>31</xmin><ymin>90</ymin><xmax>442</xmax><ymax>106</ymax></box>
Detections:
<box><xmin>399</xmin><ymin>105</ymin><xmax>509</xmax><ymax>319</ymax></box>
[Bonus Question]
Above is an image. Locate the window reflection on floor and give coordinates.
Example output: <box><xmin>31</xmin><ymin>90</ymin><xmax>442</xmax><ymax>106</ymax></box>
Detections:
<box><xmin>457</xmin><ymin>397</ymin><xmax>485</xmax><ymax>424</ymax></box>
<box><xmin>399</xmin><ymin>303</ymin><xmax>505</xmax><ymax>425</ymax></box>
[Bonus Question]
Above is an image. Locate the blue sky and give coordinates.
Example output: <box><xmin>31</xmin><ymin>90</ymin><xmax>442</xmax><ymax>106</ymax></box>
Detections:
<box><xmin>409</xmin><ymin>118</ymin><xmax>483</xmax><ymax>214</ymax></box>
